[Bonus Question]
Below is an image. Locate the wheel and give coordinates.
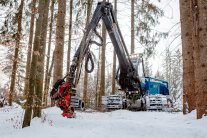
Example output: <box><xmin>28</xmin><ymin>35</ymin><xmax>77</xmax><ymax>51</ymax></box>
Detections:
<box><xmin>141</xmin><ymin>102</ymin><xmax>147</xmax><ymax>111</ymax></box>
<box><xmin>167</xmin><ymin>98</ymin><xmax>173</xmax><ymax>108</ymax></box>
<box><xmin>140</xmin><ymin>97</ymin><xmax>147</xmax><ymax>111</ymax></box>
<box><xmin>122</xmin><ymin>100</ymin><xmax>127</xmax><ymax>109</ymax></box>
<box><xmin>79</xmin><ymin>100</ymin><xmax>85</xmax><ymax>111</ymax></box>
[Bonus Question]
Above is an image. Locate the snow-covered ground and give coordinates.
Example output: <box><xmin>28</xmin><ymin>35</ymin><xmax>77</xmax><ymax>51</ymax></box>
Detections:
<box><xmin>0</xmin><ymin>104</ymin><xmax>207</xmax><ymax>138</ymax></box>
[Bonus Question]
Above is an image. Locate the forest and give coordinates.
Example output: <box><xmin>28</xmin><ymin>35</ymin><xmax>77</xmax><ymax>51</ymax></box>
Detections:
<box><xmin>0</xmin><ymin>0</ymin><xmax>206</xmax><ymax>138</ymax></box>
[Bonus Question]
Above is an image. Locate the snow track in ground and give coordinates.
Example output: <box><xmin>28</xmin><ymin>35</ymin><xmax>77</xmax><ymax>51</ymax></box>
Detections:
<box><xmin>0</xmin><ymin>104</ymin><xmax>207</xmax><ymax>138</ymax></box>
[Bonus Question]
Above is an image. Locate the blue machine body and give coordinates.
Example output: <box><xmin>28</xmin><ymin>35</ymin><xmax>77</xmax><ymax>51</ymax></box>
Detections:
<box><xmin>130</xmin><ymin>55</ymin><xmax>170</xmax><ymax>96</ymax></box>
<box><xmin>141</xmin><ymin>77</ymin><xmax>169</xmax><ymax>95</ymax></box>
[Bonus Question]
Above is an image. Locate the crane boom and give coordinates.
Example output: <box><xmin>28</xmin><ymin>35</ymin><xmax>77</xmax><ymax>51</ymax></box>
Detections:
<box><xmin>50</xmin><ymin>2</ymin><xmax>141</xmax><ymax>118</ymax></box>
<box><xmin>67</xmin><ymin>2</ymin><xmax>140</xmax><ymax>92</ymax></box>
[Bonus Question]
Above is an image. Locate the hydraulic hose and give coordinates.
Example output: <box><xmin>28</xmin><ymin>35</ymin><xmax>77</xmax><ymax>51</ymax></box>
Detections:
<box><xmin>85</xmin><ymin>52</ymin><xmax>94</xmax><ymax>73</ymax></box>
<box><xmin>90</xmin><ymin>29</ymin><xmax>104</xmax><ymax>46</ymax></box>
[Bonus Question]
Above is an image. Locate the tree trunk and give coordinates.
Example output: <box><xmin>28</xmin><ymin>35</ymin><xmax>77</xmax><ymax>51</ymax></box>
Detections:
<box><xmin>179</xmin><ymin>0</ymin><xmax>195</xmax><ymax>114</ymax></box>
<box><xmin>83</xmin><ymin>0</ymin><xmax>93</xmax><ymax>108</ymax></box>
<box><xmin>52</xmin><ymin>0</ymin><xmax>66</xmax><ymax>106</ymax></box>
<box><xmin>46</xmin><ymin>51</ymin><xmax>55</xmax><ymax>106</ymax></box>
<box><xmin>83</xmin><ymin>63</ymin><xmax>88</xmax><ymax>106</ymax></box>
<box><xmin>66</xmin><ymin>0</ymin><xmax>73</xmax><ymax>78</ymax></box>
<box><xmin>112</xmin><ymin>0</ymin><xmax>117</xmax><ymax>95</ymax></box>
<box><xmin>33</xmin><ymin>0</ymin><xmax>50</xmax><ymax>118</ymax></box>
<box><xmin>9</xmin><ymin>0</ymin><xmax>24</xmax><ymax>106</ymax></box>
<box><xmin>191</xmin><ymin>0</ymin><xmax>207</xmax><ymax>119</ymax></box>
<box><xmin>95</xmin><ymin>47</ymin><xmax>101</xmax><ymax>108</ymax></box>
<box><xmin>131</xmin><ymin>0</ymin><xmax>135</xmax><ymax>54</ymax></box>
<box><xmin>23</xmin><ymin>0</ymin><xmax>37</xmax><ymax>100</ymax></box>
<box><xmin>22</xmin><ymin>0</ymin><xmax>46</xmax><ymax>128</ymax></box>
<box><xmin>99</xmin><ymin>0</ymin><xmax>107</xmax><ymax>107</ymax></box>
<box><xmin>43</xmin><ymin>0</ymin><xmax>55</xmax><ymax>107</ymax></box>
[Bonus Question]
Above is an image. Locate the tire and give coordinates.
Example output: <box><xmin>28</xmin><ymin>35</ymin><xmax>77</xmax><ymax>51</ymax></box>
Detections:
<box><xmin>79</xmin><ymin>100</ymin><xmax>85</xmax><ymax>111</ymax></box>
<box><xmin>141</xmin><ymin>97</ymin><xmax>147</xmax><ymax>111</ymax></box>
<box><xmin>122</xmin><ymin>100</ymin><xmax>127</xmax><ymax>109</ymax></box>
<box><xmin>167</xmin><ymin>98</ymin><xmax>173</xmax><ymax>108</ymax></box>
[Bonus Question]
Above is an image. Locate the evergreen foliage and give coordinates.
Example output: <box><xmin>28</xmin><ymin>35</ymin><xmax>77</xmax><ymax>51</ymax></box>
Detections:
<box><xmin>134</xmin><ymin>0</ymin><xmax>168</xmax><ymax>57</ymax></box>
<box><xmin>162</xmin><ymin>48</ymin><xmax>183</xmax><ymax>108</ymax></box>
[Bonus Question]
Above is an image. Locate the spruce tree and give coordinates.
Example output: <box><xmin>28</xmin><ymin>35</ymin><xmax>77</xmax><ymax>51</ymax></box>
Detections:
<box><xmin>83</xmin><ymin>0</ymin><xmax>93</xmax><ymax>107</ymax></box>
<box><xmin>22</xmin><ymin>0</ymin><xmax>46</xmax><ymax>128</ymax></box>
<box><xmin>23</xmin><ymin>0</ymin><xmax>37</xmax><ymax>100</ymax></box>
<box><xmin>8</xmin><ymin>0</ymin><xmax>24</xmax><ymax>106</ymax></box>
<box><xmin>191</xmin><ymin>0</ymin><xmax>207</xmax><ymax>119</ymax></box>
<box><xmin>179</xmin><ymin>0</ymin><xmax>195</xmax><ymax>114</ymax></box>
<box><xmin>43</xmin><ymin>0</ymin><xmax>56</xmax><ymax>106</ymax></box>
<box><xmin>52</xmin><ymin>0</ymin><xmax>66</xmax><ymax>106</ymax></box>
<box><xmin>33</xmin><ymin>0</ymin><xmax>50</xmax><ymax>118</ymax></box>
<box><xmin>99</xmin><ymin>0</ymin><xmax>107</xmax><ymax>108</ymax></box>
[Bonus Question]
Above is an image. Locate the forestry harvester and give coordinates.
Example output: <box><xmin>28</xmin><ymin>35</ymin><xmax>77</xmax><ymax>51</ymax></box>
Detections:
<box><xmin>102</xmin><ymin>54</ymin><xmax>173</xmax><ymax>111</ymax></box>
<box><xmin>50</xmin><ymin>2</ymin><xmax>172</xmax><ymax>118</ymax></box>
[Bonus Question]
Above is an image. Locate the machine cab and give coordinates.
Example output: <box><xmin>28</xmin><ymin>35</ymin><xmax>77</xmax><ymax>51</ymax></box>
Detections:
<box><xmin>115</xmin><ymin>53</ymin><xmax>145</xmax><ymax>84</ymax></box>
<box><xmin>129</xmin><ymin>53</ymin><xmax>145</xmax><ymax>78</ymax></box>
<box><xmin>129</xmin><ymin>54</ymin><xmax>169</xmax><ymax>96</ymax></box>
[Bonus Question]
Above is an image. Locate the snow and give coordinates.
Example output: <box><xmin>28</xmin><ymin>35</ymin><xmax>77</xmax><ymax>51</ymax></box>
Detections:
<box><xmin>0</xmin><ymin>104</ymin><xmax>207</xmax><ymax>138</ymax></box>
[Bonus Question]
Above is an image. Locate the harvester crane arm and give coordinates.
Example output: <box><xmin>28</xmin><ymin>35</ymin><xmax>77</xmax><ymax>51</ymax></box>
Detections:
<box><xmin>67</xmin><ymin>2</ymin><xmax>141</xmax><ymax>92</ymax></box>
<box><xmin>50</xmin><ymin>2</ymin><xmax>141</xmax><ymax>118</ymax></box>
